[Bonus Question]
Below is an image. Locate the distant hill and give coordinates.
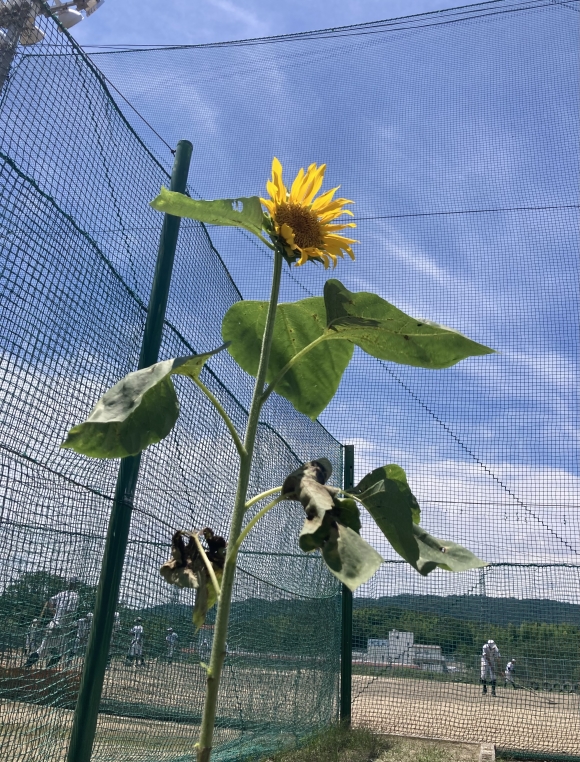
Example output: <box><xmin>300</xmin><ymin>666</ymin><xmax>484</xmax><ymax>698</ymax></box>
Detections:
<box><xmin>353</xmin><ymin>595</ymin><xmax>580</xmax><ymax>627</ymax></box>
<box><xmin>138</xmin><ymin>594</ymin><xmax>580</xmax><ymax>628</ymax></box>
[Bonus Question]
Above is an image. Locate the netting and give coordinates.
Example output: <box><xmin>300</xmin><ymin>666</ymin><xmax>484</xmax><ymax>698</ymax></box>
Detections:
<box><xmin>81</xmin><ymin>0</ymin><xmax>579</xmax><ymax>757</ymax></box>
<box><xmin>0</xmin><ymin>5</ymin><xmax>343</xmax><ymax>762</ymax></box>
<box><xmin>0</xmin><ymin>0</ymin><xmax>578</xmax><ymax>759</ymax></box>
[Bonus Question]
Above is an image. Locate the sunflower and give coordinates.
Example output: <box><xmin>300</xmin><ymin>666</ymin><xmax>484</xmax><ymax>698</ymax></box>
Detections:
<box><xmin>261</xmin><ymin>157</ymin><xmax>357</xmax><ymax>269</ymax></box>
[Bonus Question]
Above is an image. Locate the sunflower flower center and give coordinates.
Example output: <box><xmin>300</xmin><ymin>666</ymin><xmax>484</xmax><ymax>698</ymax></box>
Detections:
<box><xmin>275</xmin><ymin>203</ymin><xmax>321</xmax><ymax>249</ymax></box>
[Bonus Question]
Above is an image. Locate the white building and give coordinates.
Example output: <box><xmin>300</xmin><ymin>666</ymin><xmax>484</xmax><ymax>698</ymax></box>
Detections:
<box><xmin>366</xmin><ymin>630</ymin><xmax>446</xmax><ymax>672</ymax></box>
<box><xmin>409</xmin><ymin>644</ymin><xmax>445</xmax><ymax>672</ymax></box>
<box><xmin>367</xmin><ymin>630</ymin><xmax>414</xmax><ymax>664</ymax></box>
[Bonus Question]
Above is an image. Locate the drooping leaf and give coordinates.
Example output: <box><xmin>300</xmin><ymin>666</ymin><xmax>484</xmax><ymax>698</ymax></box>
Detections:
<box><xmin>222</xmin><ymin>298</ymin><xmax>353</xmax><ymax>419</ymax></box>
<box><xmin>283</xmin><ymin>460</ymin><xmax>379</xmax><ymax>590</ymax></box>
<box><xmin>351</xmin><ymin>465</ymin><xmax>420</xmax><ymax>568</ymax></box>
<box><xmin>283</xmin><ymin>459</ymin><xmax>337</xmax><ymax>549</ymax></box>
<box><xmin>352</xmin><ymin>464</ymin><xmax>486</xmax><ymax>576</ymax></box>
<box><xmin>324</xmin><ymin>279</ymin><xmax>495</xmax><ymax>368</ymax></box>
<box><xmin>61</xmin><ymin>345</ymin><xmax>227</xmax><ymax>459</ymax></box>
<box><xmin>332</xmin><ymin>497</ymin><xmax>362</xmax><ymax>534</ymax></box>
<box><xmin>413</xmin><ymin>525</ymin><xmax>486</xmax><ymax>576</ymax></box>
<box><xmin>321</xmin><ymin>524</ymin><xmax>383</xmax><ymax>592</ymax></box>
<box><xmin>150</xmin><ymin>187</ymin><xmax>265</xmax><ymax>237</ymax></box>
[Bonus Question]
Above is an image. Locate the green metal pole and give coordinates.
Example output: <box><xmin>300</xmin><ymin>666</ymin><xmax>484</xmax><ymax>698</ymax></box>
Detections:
<box><xmin>66</xmin><ymin>139</ymin><xmax>193</xmax><ymax>762</ymax></box>
<box><xmin>340</xmin><ymin>444</ymin><xmax>354</xmax><ymax>724</ymax></box>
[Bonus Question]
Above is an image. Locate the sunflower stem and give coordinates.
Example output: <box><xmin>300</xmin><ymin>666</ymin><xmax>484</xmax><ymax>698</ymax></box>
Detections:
<box><xmin>244</xmin><ymin>486</ymin><xmax>283</xmax><ymax>513</ymax></box>
<box><xmin>261</xmin><ymin>331</ymin><xmax>342</xmax><ymax>404</ymax></box>
<box><xmin>230</xmin><ymin>495</ymin><xmax>284</xmax><ymax>561</ymax></box>
<box><xmin>196</xmin><ymin>249</ymin><xmax>283</xmax><ymax>762</ymax></box>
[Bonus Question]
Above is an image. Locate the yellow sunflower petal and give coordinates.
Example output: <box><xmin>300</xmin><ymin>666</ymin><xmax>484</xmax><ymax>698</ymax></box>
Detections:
<box><xmin>289</xmin><ymin>167</ymin><xmax>306</xmax><ymax>199</ymax></box>
<box><xmin>311</xmin><ymin>186</ymin><xmax>338</xmax><ymax>211</ymax></box>
<box><xmin>321</xmin><ymin>222</ymin><xmax>357</xmax><ymax>232</ymax></box>
<box><xmin>270</xmin><ymin>157</ymin><xmax>287</xmax><ymax>202</ymax></box>
<box><xmin>260</xmin><ymin>197</ymin><xmax>276</xmax><ymax>215</ymax></box>
<box><xmin>279</xmin><ymin>223</ymin><xmax>297</xmax><ymax>250</ymax></box>
<box><xmin>325</xmin><ymin>234</ymin><xmax>359</xmax><ymax>245</ymax></box>
<box><xmin>301</xmin><ymin>165</ymin><xmax>327</xmax><ymax>205</ymax></box>
<box><xmin>293</xmin><ymin>163</ymin><xmax>326</xmax><ymax>204</ymax></box>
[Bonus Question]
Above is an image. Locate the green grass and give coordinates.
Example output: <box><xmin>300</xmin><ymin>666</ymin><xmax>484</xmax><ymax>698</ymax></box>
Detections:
<box><xmin>255</xmin><ymin>725</ymin><xmax>478</xmax><ymax>762</ymax></box>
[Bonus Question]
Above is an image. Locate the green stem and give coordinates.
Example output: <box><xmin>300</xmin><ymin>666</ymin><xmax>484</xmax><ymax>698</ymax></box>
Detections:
<box><xmin>256</xmin><ymin>231</ymin><xmax>276</xmax><ymax>249</ymax></box>
<box><xmin>244</xmin><ymin>485</ymin><xmax>282</xmax><ymax>512</ymax></box>
<box><xmin>196</xmin><ymin>249</ymin><xmax>284</xmax><ymax>762</ymax></box>
<box><xmin>230</xmin><ymin>495</ymin><xmax>284</xmax><ymax>560</ymax></box>
<box><xmin>191</xmin><ymin>376</ymin><xmax>246</xmax><ymax>458</ymax></box>
<box><xmin>261</xmin><ymin>332</ymin><xmax>334</xmax><ymax>404</ymax></box>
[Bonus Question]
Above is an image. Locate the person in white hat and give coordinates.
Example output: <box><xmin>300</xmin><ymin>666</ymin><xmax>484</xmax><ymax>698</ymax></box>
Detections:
<box><xmin>480</xmin><ymin>639</ymin><xmax>501</xmax><ymax>696</ymax></box>
<box><xmin>166</xmin><ymin>627</ymin><xmax>178</xmax><ymax>664</ymax></box>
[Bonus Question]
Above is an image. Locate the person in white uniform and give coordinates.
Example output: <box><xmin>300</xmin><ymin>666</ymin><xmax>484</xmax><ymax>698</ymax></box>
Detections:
<box><xmin>480</xmin><ymin>639</ymin><xmax>501</xmax><ymax>696</ymax></box>
<box><xmin>25</xmin><ymin>578</ymin><xmax>80</xmax><ymax>667</ymax></box>
<box><xmin>127</xmin><ymin>617</ymin><xmax>145</xmax><ymax>666</ymax></box>
<box><xmin>505</xmin><ymin>657</ymin><xmax>517</xmax><ymax>688</ymax></box>
<box><xmin>166</xmin><ymin>628</ymin><xmax>178</xmax><ymax>663</ymax></box>
<box><xmin>25</xmin><ymin>618</ymin><xmax>42</xmax><ymax>655</ymax></box>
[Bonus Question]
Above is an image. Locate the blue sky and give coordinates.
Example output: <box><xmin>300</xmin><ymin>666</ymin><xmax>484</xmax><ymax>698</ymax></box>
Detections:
<box><xmin>71</xmin><ymin>0</ymin><xmax>485</xmax><ymax>46</ymax></box>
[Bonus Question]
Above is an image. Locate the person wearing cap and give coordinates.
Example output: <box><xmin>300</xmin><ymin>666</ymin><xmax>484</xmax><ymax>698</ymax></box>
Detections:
<box><xmin>480</xmin><ymin>639</ymin><xmax>501</xmax><ymax>696</ymax></box>
<box><xmin>505</xmin><ymin>657</ymin><xmax>517</xmax><ymax>689</ymax></box>
<box><xmin>165</xmin><ymin>627</ymin><xmax>178</xmax><ymax>664</ymax></box>
<box><xmin>25</xmin><ymin>577</ymin><xmax>80</xmax><ymax>667</ymax></box>
<box><xmin>127</xmin><ymin>617</ymin><xmax>145</xmax><ymax>666</ymax></box>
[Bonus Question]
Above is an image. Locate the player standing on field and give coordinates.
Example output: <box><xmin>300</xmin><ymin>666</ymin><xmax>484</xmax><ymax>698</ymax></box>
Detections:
<box><xmin>127</xmin><ymin>617</ymin><xmax>145</xmax><ymax>666</ymax></box>
<box><xmin>166</xmin><ymin>627</ymin><xmax>178</xmax><ymax>663</ymax></box>
<box><xmin>480</xmin><ymin>639</ymin><xmax>501</xmax><ymax>696</ymax></box>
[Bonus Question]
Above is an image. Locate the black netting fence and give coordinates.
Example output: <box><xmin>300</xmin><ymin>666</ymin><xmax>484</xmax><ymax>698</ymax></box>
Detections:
<box><xmin>0</xmin><ymin>0</ymin><xmax>579</xmax><ymax>759</ymax></box>
<box><xmin>0</xmin><ymin>4</ymin><xmax>343</xmax><ymax>762</ymax></box>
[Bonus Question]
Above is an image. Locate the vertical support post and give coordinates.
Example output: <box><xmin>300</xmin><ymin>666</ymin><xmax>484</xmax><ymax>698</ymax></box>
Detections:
<box><xmin>340</xmin><ymin>444</ymin><xmax>354</xmax><ymax>725</ymax></box>
<box><xmin>66</xmin><ymin>140</ymin><xmax>193</xmax><ymax>762</ymax></box>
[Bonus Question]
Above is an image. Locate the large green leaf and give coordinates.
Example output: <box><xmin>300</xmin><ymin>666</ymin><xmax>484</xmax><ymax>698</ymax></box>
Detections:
<box><xmin>351</xmin><ymin>464</ymin><xmax>486</xmax><ymax>576</ymax></box>
<box><xmin>351</xmin><ymin>465</ymin><xmax>420</xmax><ymax>568</ymax></box>
<box><xmin>61</xmin><ymin>345</ymin><xmax>227</xmax><ymax>459</ymax></box>
<box><xmin>150</xmin><ymin>187</ymin><xmax>265</xmax><ymax>237</ymax></box>
<box><xmin>413</xmin><ymin>525</ymin><xmax>486</xmax><ymax>576</ymax></box>
<box><xmin>324</xmin><ymin>279</ymin><xmax>495</xmax><ymax>368</ymax></box>
<box><xmin>321</xmin><ymin>524</ymin><xmax>384</xmax><ymax>592</ymax></box>
<box><xmin>222</xmin><ymin>298</ymin><xmax>353</xmax><ymax>419</ymax></box>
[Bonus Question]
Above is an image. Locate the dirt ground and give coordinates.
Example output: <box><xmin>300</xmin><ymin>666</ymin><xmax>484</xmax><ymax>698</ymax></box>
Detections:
<box><xmin>352</xmin><ymin>674</ymin><xmax>580</xmax><ymax>756</ymax></box>
<box><xmin>2</xmin><ymin>664</ymin><xmax>579</xmax><ymax>760</ymax></box>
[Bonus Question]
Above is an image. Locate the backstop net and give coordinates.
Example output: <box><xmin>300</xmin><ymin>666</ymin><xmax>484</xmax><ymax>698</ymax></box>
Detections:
<box><xmin>0</xmin><ymin>0</ymin><xmax>579</xmax><ymax>760</ymax></box>
<box><xmin>86</xmin><ymin>0</ymin><xmax>579</xmax><ymax>757</ymax></box>
<box><xmin>0</xmin><ymin>5</ymin><xmax>343</xmax><ymax>762</ymax></box>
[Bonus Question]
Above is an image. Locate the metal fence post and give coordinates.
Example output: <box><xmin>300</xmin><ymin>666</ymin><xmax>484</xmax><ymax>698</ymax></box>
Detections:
<box><xmin>340</xmin><ymin>444</ymin><xmax>354</xmax><ymax>724</ymax></box>
<box><xmin>66</xmin><ymin>139</ymin><xmax>193</xmax><ymax>762</ymax></box>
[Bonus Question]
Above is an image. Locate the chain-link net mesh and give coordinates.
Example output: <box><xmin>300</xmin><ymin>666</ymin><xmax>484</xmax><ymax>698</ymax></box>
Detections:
<box><xmin>0</xmin><ymin>5</ymin><xmax>343</xmax><ymax>762</ymax></box>
<box><xmin>81</xmin><ymin>0</ymin><xmax>580</xmax><ymax>757</ymax></box>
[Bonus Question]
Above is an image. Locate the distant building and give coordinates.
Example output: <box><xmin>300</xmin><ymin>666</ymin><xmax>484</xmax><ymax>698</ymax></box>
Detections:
<box><xmin>409</xmin><ymin>644</ymin><xmax>445</xmax><ymax>672</ymax></box>
<box><xmin>366</xmin><ymin>630</ymin><xmax>446</xmax><ymax>672</ymax></box>
<box><xmin>367</xmin><ymin>630</ymin><xmax>414</xmax><ymax>664</ymax></box>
